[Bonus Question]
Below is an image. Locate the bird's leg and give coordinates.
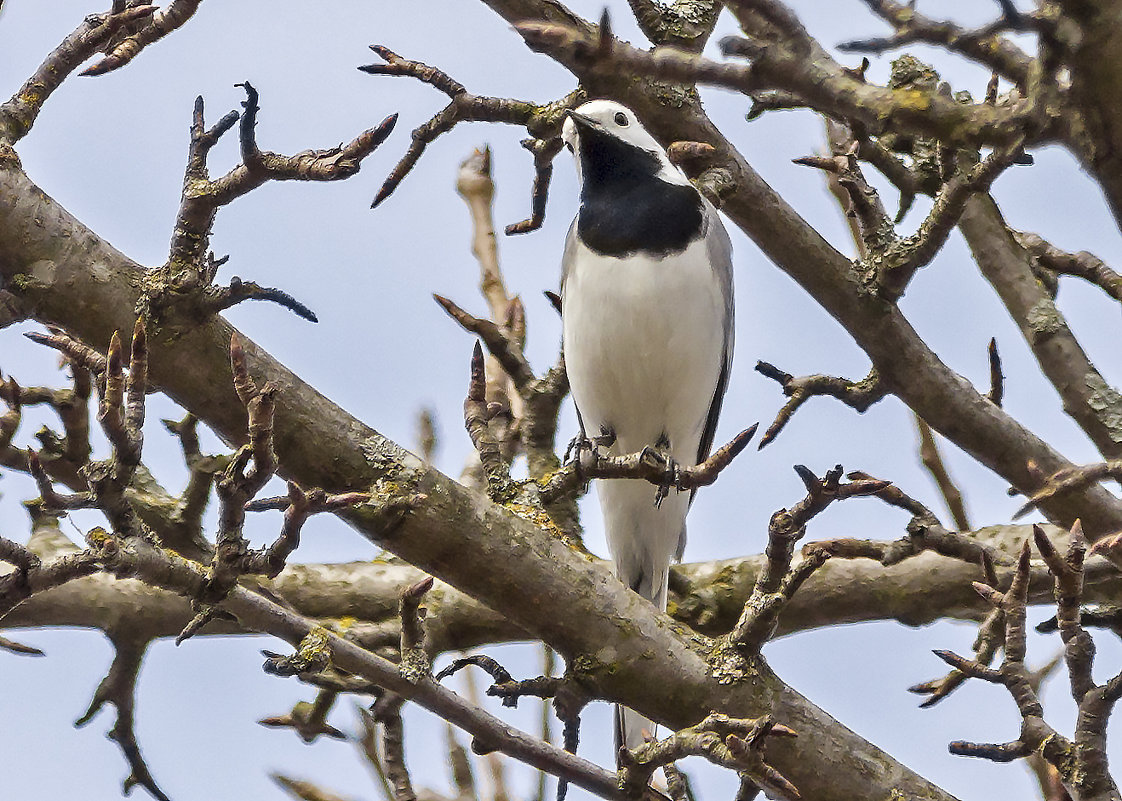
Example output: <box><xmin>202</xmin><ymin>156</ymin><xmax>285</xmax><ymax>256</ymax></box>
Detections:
<box><xmin>564</xmin><ymin>424</ymin><xmax>615</xmax><ymax>469</ymax></box>
<box><xmin>643</xmin><ymin>433</ymin><xmax>682</xmax><ymax>508</ymax></box>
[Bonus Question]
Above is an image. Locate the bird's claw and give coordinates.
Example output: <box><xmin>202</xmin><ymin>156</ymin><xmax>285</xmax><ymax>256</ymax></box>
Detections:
<box><xmin>640</xmin><ymin>445</ymin><xmax>682</xmax><ymax>508</ymax></box>
<box><xmin>563</xmin><ymin>433</ymin><xmax>591</xmax><ymax>465</ymax></box>
<box><xmin>564</xmin><ymin>426</ymin><xmax>616</xmax><ymax>469</ymax></box>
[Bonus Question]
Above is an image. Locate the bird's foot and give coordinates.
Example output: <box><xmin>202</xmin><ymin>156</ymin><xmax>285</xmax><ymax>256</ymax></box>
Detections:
<box><xmin>639</xmin><ymin>445</ymin><xmax>682</xmax><ymax>508</ymax></box>
<box><xmin>563</xmin><ymin>433</ymin><xmax>589</xmax><ymax>465</ymax></box>
<box><xmin>564</xmin><ymin>426</ymin><xmax>615</xmax><ymax>468</ymax></box>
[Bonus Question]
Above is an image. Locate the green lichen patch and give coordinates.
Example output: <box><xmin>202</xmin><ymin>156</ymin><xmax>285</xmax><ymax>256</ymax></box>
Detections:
<box><xmin>706</xmin><ymin>636</ymin><xmax>758</xmax><ymax>685</ymax></box>
<box><xmin>889</xmin><ymin>55</ymin><xmax>940</xmax><ymax>92</ymax></box>
<box><xmin>1085</xmin><ymin>372</ymin><xmax>1122</xmax><ymax>443</ymax></box>
<box><xmin>1026</xmin><ymin>298</ymin><xmax>1066</xmax><ymax>341</ymax></box>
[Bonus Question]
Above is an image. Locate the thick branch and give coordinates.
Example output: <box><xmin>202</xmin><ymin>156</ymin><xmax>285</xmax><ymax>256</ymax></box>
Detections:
<box><xmin>1060</xmin><ymin>2</ymin><xmax>1122</xmax><ymax>233</ymax></box>
<box><xmin>10</xmin><ymin>523</ymin><xmax>1112</xmax><ymax>665</ymax></box>
<box><xmin>84</xmin><ymin>532</ymin><xmax>639</xmax><ymax>801</ymax></box>
<box><xmin>625</xmin><ymin>0</ymin><xmax>722</xmax><ymax>51</ymax></box>
<box><xmin>515</xmin><ymin>14</ymin><xmax>1038</xmax><ymax>149</ymax></box>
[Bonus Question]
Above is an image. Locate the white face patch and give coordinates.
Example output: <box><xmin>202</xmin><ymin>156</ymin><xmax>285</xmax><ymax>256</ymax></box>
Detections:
<box><xmin>563</xmin><ymin>100</ymin><xmax>692</xmax><ymax>188</ymax></box>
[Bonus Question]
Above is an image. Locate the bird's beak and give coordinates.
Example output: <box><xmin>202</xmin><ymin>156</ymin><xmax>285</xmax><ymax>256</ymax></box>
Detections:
<box><xmin>565</xmin><ymin>109</ymin><xmax>599</xmax><ymax>131</ymax></box>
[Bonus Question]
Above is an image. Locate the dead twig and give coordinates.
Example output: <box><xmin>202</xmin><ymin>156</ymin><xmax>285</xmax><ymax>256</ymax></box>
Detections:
<box><xmin>915</xmin><ymin>416</ymin><xmax>971</xmax><ymax>531</ymax></box>
<box><xmin>755</xmin><ymin>363</ymin><xmax>884</xmax><ymax>449</ymax></box>
<box><xmin>359</xmin><ymin>46</ymin><xmax>578</xmax><ymax>209</ymax></box>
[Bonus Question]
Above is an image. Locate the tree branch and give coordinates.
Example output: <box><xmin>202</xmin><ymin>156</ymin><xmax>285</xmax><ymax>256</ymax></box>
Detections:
<box><xmin>1013</xmin><ymin>231</ymin><xmax>1122</xmax><ymax>306</ymax></box>
<box><xmin>359</xmin><ymin>46</ymin><xmax>578</xmax><ymax>209</ymax></box>
<box><xmin>838</xmin><ymin>0</ymin><xmax>1033</xmax><ymax>87</ymax></box>
<box><xmin>164</xmin><ymin>82</ymin><xmax>396</xmax><ymax>305</ymax></box>
<box><xmin>0</xmin><ymin>5</ymin><xmax>157</xmax><ymax>142</ymax></box>
<box><xmin>957</xmin><ymin>194</ymin><xmax>1122</xmax><ymax>460</ymax></box>
<box><xmin>74</xmin><ymin>636</ymin><xmax>169</xmax><ymax>801</ymax></box>
<box><xmin>81</xmin><ymin>0</ymin><xmax>203</xmax><ymax>77</ymax></box>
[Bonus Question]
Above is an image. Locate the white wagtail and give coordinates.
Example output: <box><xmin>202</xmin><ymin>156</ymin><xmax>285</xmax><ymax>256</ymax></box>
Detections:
<box><xmin>560</xmin><ymin>100</ymin><xmax>734</xmax><ymax>750</ymax></box>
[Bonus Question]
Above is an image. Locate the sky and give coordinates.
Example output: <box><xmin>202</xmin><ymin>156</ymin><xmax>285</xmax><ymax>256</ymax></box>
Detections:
<box><xmin>2</xmin><ymin>1</ymin><xmax>1122</xmax><ymax>800</ymax></box>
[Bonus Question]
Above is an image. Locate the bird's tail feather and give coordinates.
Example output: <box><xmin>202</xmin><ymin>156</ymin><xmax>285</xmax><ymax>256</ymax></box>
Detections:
<box><xmin>614</xmin><ymin>544</ymin><xmax>672</xmax><ymax>759</ymax></box>
<box><xmin>600</xmin><ymin>478</ymin><xmax>685</xmax><ymax>763</ymax></box>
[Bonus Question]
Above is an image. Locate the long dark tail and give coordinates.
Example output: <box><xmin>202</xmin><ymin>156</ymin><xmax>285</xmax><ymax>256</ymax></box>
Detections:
<box><xmin>614</xmin><ymin>567</ymin><xmax>668</xmax><ymax>759</ymax></box>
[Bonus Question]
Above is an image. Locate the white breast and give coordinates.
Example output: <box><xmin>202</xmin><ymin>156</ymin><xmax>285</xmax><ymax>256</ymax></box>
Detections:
<box><xmin>562</xmin><ymin>235</ymin><xmax>726</xmax><ymax>464</ymax></box>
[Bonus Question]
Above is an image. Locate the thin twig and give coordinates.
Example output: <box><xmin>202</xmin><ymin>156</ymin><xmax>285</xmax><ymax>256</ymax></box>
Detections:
<box><xmin>619</xmin><ymin>713</ymin><xmax>798</xmax><ymax>801</ymax></box>
<box><xmin>731</xmin><ymin>465</ymin><xmax>887</xmax><ymax>650</ymax></box>
<box><xmin>81</xmin><ymin>0</ymin><xmax>203</xmax><ymax>77</ymax></box>
<box><xmin>915</xmin><ymin>416</ymin><xmax>971</xmax><ymax>531</ymax></box>
<box><xmin>838</xmin><ymin>0</ymin><xmax>1033</xmax><ymax>87</ymax></box>
<box><xmin>74</xmin><ymin>637</ymin><xmax>169</xmax><ymax>801</ymax></box>
<box><xmin>539</xmin><ymin>425</ymin><xmax>757</xmax><ymax>506</ymax></box>
<box><xmin>0</xmin><ymin>5</ymin><xmax>156</xmax><ymax>142</ymax></box>
<box><xmin>360</xmin><ymin>46</ymin><xmax>577</xmax><ymax>208</ymax></box>
<box><xmin>755</xmin><ymin>363</ymin><xmax>884</xmax><ymax>449</ymax></box>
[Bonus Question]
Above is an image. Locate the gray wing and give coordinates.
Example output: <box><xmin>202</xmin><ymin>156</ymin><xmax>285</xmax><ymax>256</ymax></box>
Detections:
<box><xmin>559</xmin><ymin>220</ymin><xmax>588</xmax><ymax>435</ymax></box>
<box><xmin>680</xmin><ymin>203</ymin><xmax>734</xmax><ymax>557</ymax></box>
<box><xmin>695</xmin><ymin>201</ymin><xmax>735</xmax><ymax>470</ymax></box>
<box><xmin>559</xmin><ymin>218</ymin><xmax>579</xmax><ymax>298</ymax></box>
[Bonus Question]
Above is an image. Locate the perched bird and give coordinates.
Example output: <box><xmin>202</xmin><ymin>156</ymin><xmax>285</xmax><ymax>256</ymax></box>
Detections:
<box><xmin>560</xmin><ymin>100</ymin><xmax>734</xmax><ymax>750</ymax></box>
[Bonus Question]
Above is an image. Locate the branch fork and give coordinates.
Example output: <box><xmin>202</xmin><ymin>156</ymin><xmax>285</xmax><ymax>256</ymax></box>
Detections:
<box><xmin>619</xmin><ymin>713</ymin><xmax>799</xmax><ymax>801</ymax></box>
<box><xmin>937</xmin><ymin>523</ymin><xmax>1122</xmax><ymax>799</ymax></box>
<box><xmin>149</xmin><ymin>83</ymin><xmax>396</xmax><ymax>327</ymax></box>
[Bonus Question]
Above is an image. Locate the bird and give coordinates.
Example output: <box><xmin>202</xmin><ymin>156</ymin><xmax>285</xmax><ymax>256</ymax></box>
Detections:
<box><xmin>559</xmin><ymin>99</ymin><xmax>734</xmax><ymax>751</ymax></box>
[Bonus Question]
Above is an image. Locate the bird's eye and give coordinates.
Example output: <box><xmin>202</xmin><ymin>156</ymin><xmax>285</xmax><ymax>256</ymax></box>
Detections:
<box><xmin>614</xmin><ymin>112</ymin><xmax>629</xmax><ymax>126</ymax></box>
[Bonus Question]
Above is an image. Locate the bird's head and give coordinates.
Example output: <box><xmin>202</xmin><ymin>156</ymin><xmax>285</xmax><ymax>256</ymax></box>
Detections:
<box><xmin>561</xmin><ymin>100</ymin><xmax>689</xmax><ymax>189</ymax></box>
